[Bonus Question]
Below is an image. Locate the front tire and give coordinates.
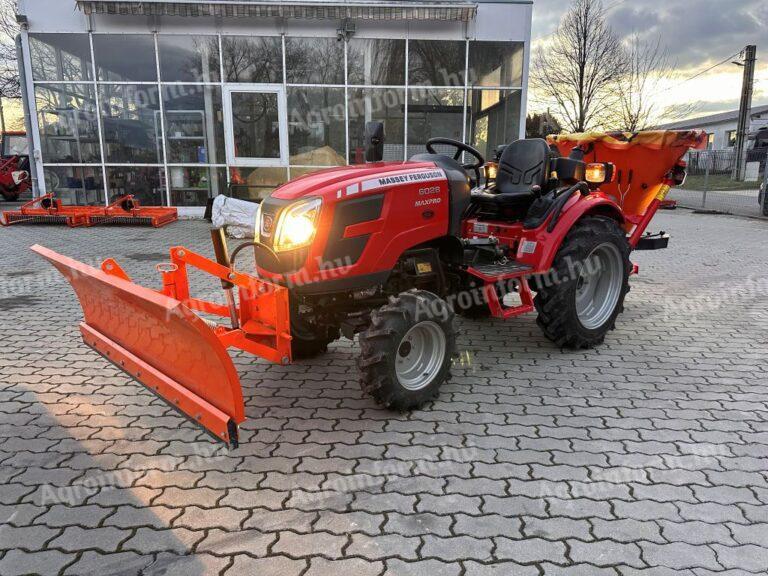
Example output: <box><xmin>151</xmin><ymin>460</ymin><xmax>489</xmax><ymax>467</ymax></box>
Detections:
<box><xmin>358</xmin><ymin>290</ymin><xmax>456</xmax><ymax>410</ymax></box>
<box><xmin>290</xmin><ymin>303</ymin><xmax>339</xmax><ymax>359</ymax></box>
<box><xmin>534</xmin><ymin>216</ymin><xmax>630</xmax><ymax>348</ymax></box>
<box><xmin>290</xmin><ymin>326</ymin><xmax>339</xmax><ymax>359</ymax></box>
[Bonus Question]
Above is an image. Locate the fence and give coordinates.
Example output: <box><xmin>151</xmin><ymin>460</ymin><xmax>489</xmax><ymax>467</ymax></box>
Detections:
<box><xmin>669</xmin><ymin>148</ymin><xmax>767</xmax><ymax>217</ymax></box>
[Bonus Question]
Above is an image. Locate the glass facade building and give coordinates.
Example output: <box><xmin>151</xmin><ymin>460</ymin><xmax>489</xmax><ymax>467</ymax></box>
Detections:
<box><xmin>19</xmin><ymin>0</ymin><xmax>531</xmax><ymax>208</ymax></box>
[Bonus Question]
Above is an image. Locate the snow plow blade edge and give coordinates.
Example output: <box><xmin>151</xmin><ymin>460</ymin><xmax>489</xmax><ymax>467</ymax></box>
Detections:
<box><xmin>31</xmin><ymin>245</ymin><xmax>245</xmax><ymax>447</ymax></box>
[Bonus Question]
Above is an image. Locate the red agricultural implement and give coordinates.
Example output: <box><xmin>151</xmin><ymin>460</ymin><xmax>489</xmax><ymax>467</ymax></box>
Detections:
<box><xmin>34</xmin><ymin>129</ymin><xmax>705</xmax><ymax>447</ymax></box>
<box><xmin>0</xmin><ymin>131</ymin><xmax>31</xmax><ymax>202</ymax></box>
<box><xmin>2</xmin><ymin>194</ymin><xmax>177</xmax><ymax>227</ymax></box>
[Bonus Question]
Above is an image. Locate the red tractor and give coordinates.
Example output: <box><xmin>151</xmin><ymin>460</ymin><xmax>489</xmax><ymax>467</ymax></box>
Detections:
<box><xmin>0</xmin><ymin>131</ymin><xmax>31</xmax><ymax>202</ymax></box>
<box><xmin>33</xmin><ymin>129</ymin><xmax>705</xmax><ymax>447</ymax></box>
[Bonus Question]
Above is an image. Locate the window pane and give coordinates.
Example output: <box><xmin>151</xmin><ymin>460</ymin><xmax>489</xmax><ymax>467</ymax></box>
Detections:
<box><xmin>408</xmin><ymin>40</ymin><xmax>466</xmax><ymax>87</ymax></box>
<box><xmin>222</xmin><ymin>36</ymin><xmax>282</xmax><ymax>83</ymax></box>
<box><xmin>107</xmin><ymin>166</ymin><xmax>165</xmax><ymax>206</ymax></box>
<box><xmin>407</xmin><ymin>88</ymin><xmax>464</xmax><ymax>157</ymax></box>
<box><xmin>36</xmin><ymin>84</ymin><xmax>101</xmax><ymax>163</ymax></box>
<box><xmin>99</xmin><ymin>84</ymin><xmax>162</xmax><ymax>164</ymax></box>
<box><xmin>466</xmin><ymin>89</ymin><xmax>521</xmax><ymax>160</ymax></box>
<box><xmin>230</xmin><ymin>167</ymin><xmax>287</xmax><ymax>201</ymax></box>
<box><xmin>231</xmin><ymin>91</ymin><xmax>281</xmax><ymax>160</ymax></box>
<box><xmin>4</xmin><ymin>135</ymin><xmax>29</xmax><ymax>156</ymax></box>
<box><xmin>163</xmin><ymin>85</ymin><xmax>225</xmax><ymax>164</ymax></box>
<box><xmin>289</xmin><ymin>166</ymin><xmax>330</xmax><ymax>179</ymax></box>
<box><xmin>348</xmin><ymin>88</ymin><xmax>405</xmax><ymax>164</ymax></box>
<box><xmin>285</xmin><ymin>37</ymin><xmax>344</xmax><ymax>84</ymax></box>
<box><xmin>347</xmin><ymin>39</ymin><xmax>405</xmax><ymax>86</ymax></box>
<box><xmin>44</xmin><ymin>166</ymin><xmax>103</xmax><ymax>205</ymax></box>
<box><xmin>468</xmin><ymin>41</ymin><xmax>524</xmax><ymax>87</ymax></box>
<box><xmin>287</xmin><ymin>87</ymin><xmax>345</xmax><ymax>166</ymax></box>
<box><xmin>93</xmin><ymin>34</ymin><xmax>157</xmax><ymax>82</ymax></box>
<box><xmin>29</xmin><ymin>34</ymin><xmax>92</xmax><ymax>81</ymax></box>
<box><xmin>170</xmin><ymin>166</ymin><xmax>227</xmax><ymax>206</ymax></box>
<box><xmin>158</xmin><ymin>35</ymin><xmax>220</xmax><ymax>82</ymax></box>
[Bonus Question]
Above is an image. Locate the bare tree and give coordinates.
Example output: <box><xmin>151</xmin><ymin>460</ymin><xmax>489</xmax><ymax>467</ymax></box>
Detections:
<box><xmin>611</xmin><ymin>34</ymin><xmax>678</xmax><ymax>131</ymax></box>
<box><xmin>0</xmin><ymin>0</ymin><xmax>19</xmax><ymax>132</ymax></box>
<box><xmin>531</xmin><ymin>0</ymin><xmax>626</xmax><ymax>132</ymax></box>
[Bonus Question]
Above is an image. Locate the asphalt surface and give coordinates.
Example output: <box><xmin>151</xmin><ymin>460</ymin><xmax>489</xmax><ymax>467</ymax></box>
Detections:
<box><xmin>1</xmin><ymin>210</ymin><xmax>767</xmax><ymax>575</ymax></box>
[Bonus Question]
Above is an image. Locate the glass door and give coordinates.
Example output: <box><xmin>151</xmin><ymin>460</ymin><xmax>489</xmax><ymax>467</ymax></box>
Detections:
<box><xmin>223</xmin><ymin>85</ymin><xmax>288</xmax><ymax>167</ymax></box>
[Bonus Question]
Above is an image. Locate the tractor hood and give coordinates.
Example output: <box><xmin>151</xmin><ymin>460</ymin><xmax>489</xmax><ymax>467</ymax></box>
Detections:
<box><xmin>255</xmin><ymin>158</ymin><xmax>452</xmax><ymax>284</ymax></box>
<box><xmin>271</xmin><ymin>161</ymin><xmax>436</xmax><ymax>202</ymax></box>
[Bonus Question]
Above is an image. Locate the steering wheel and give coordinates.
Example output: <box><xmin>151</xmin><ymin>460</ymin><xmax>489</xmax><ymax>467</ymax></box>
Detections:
<box><xmin>426</xmin><ymin>137</ymin><xmax>485</xmax><ymax>184</ymax></box>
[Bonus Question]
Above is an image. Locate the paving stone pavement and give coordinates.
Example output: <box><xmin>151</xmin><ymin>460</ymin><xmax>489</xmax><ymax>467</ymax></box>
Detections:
<box><xmin>0</xmin><ymin>210</ymin><xmax>767</xmax><ymax>575</ymax></box>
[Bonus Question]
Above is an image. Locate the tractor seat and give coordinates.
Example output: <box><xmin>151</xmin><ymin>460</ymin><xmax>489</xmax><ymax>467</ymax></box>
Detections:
<box><xmin>473</xmin><ymin>138</ymin><xmax>551</xmax><ymax>208</ymax></box>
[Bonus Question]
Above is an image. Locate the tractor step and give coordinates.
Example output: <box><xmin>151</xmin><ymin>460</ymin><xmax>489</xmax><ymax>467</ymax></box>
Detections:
<box><xmin>465</xmin><ymin>260</ymin><xmax>535</xmax><ymax>319</ymax></box>
<box><xmin>467</xmin><ymin>260</ymin><xmax>532</xmax><ymax>282</ymax></box>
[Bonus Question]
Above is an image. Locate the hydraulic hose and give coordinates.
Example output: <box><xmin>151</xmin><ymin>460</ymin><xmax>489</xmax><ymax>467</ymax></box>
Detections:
<box><xmin>229</xmin><ymin>239</ymin><xmax>284</xmax><ymax>283</ymax></box>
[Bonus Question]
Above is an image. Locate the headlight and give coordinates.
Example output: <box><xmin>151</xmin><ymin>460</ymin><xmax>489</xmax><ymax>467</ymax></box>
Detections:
<box><xmin>253</xmin><ymin>202</ymin><xmax>261</xmax><ymax>243</ymax></box>
<box><xmin>273</xmin><ymin>198</ymin><xmax>321</xmax><ymax>252</ymax></box>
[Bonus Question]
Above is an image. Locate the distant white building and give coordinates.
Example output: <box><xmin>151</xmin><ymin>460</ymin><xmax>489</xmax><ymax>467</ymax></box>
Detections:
<box><xmin>658</xmin><ymin>104</ymin><xmax>768</xmax><ymax>150</ymax></box>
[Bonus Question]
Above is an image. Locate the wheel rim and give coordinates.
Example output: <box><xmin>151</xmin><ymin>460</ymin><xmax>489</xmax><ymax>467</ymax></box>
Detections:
<box><xmin>395</xmin><ymin>321</ymin><xmax>447</xmax><ymax>391</ymax></box>
<box><xmin>575</xmin><ymin>242</ymin><xmax>623</xmax><ymax>330</ymax></box>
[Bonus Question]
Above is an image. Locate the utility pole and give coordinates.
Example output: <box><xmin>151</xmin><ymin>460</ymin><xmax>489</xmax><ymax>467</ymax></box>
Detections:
<box><xmin>732</xmin><ymin>45</ymin><xmax>756</xmax><ymax>181</ymax></box>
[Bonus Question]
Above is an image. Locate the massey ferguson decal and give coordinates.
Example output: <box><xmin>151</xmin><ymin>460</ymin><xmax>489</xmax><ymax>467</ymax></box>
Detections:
<box><xmin>361</xmin><ymin>169</ymin><xmax>445</xmax><ymax>192</ymax></box>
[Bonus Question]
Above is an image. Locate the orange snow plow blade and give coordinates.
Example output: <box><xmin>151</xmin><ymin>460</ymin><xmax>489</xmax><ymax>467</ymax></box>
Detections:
<box><xmin>31</xmin><ymin>245</ymin><xmax>292</xmax><ymax>447</ymax></box>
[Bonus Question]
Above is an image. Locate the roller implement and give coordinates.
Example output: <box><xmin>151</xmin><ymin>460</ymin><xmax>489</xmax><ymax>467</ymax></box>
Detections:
<box><xmin>2</xmin><ymin>194</ymin><xmax>177</xmax><ymax>227</ymax></box>
<box><xmin>34</xmin><ymin>129</ymin><xmax>705</xmax><ymax>447</ymax></box>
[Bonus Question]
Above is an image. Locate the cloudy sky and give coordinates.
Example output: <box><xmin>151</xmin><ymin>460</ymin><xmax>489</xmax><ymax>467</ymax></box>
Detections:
<box><xmin>529</xmin><ymin>0</ymin><xmax>768</xmax><ymax>123</ymax></box>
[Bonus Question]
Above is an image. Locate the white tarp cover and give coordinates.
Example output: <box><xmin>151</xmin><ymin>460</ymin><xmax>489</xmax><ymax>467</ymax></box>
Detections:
<box><xmin>211</xmin><ymin>194</ymin><xmax>258</xmax><ymax>239</ymax></box>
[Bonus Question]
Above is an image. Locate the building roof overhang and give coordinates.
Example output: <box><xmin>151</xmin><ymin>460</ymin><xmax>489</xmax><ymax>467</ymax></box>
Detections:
<box><xmin>75</xmin><ymin>0</ymin><xmax>478</xmax><ymax>21</ymax></box>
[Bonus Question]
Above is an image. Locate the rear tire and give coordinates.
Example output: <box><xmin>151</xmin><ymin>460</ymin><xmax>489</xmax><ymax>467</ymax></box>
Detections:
<box><xmin>534</xmin><ymin>216</ymin><xmax>630</xmax><ymax>349</ymax></box>
<box><xmin>358</xmin><ymin>289</ymin><xmax>456</xmax><ymax>410</ymax></box>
